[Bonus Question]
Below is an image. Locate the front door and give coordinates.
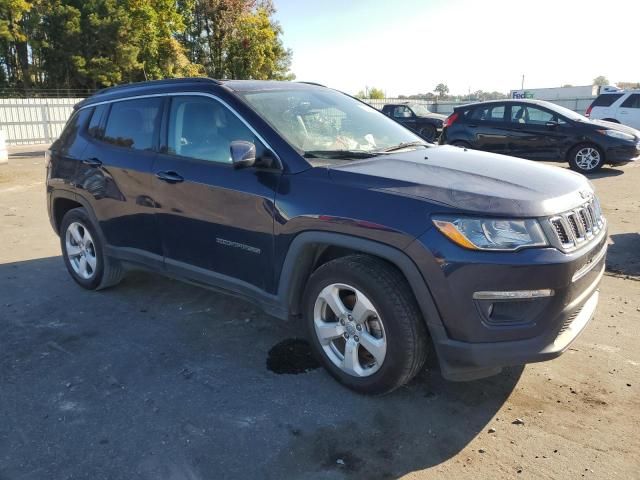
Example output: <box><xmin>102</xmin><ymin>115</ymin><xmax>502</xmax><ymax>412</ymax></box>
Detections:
<box><xmin>506</xmin><ymin>104</ymin><xmax>569</xmax><ymax>160</ymax></box>
<box><xmin>392</xmin><ymin>105</ymin><xmax>417</xmax><ymax>131</ymax></box>
<box><xmin>151</xmin><ymin>94</ymin><xmax>281</xmax><ymax>292</ymax></box>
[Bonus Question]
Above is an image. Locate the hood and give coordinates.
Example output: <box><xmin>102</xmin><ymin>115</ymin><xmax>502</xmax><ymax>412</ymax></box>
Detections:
<box><xmin>327</xmin><ymin>146</ymin><xmax>593</xmax><ymax>217</ymax></box>
<box><xmin>417</xmin><ymin>112</ymin><xmax>447</xmax><ymax>121</ymax></box>
<box><xmin>589</xmin><ymin>119</ymin><xmax>640</xmax><ymax>138</ymax></box>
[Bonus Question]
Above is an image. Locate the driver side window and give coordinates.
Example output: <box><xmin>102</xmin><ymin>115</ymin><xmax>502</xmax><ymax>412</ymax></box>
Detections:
<box><xmin>393</xmin><ymin>106</ymin><xmax>413</xmax><ymax>118</ymax></box>
<box><xmin>510</xmin><ymin>105</ymin><xmax>559</xmax><ymax>125</ymax></box>
<box><xmin>167</xmin><ymin>96</ymin><xmax>258</xmax><ymax>164</ymax></box>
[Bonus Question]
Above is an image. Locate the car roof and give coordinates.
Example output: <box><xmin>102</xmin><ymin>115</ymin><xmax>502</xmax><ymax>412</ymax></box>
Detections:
<box><xmin>75</xmin><ymin>78</ymin><xmax>326</xmax><ymax>109</ymax></box>
<box><xmin>454</xmin><ymin>98</ymin><xmax>559</xmax><ymax>110</ymax></box>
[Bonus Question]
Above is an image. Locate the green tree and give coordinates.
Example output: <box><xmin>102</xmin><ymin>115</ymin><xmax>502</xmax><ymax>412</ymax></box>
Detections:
<box><xmin>593</xmin><ymin>75</ymin><xmax>609</xmax><ymax>86</ymax></box>
<box><xmin>0</xmin><ymin>0</ymin><xmax>36</xmax><ymax>88</ymax></box>
<box><xmin>0</xmin><ymin>0</ymin><xmax>293</xmax><ymax>91</ymax></box>
<box><xmin>227</xmin><ymin>6</ymin><xmax>293</xmax><ymax>80</ymax></box>
<box><xmin>434</xmin><ymin>83</ymin><xmax>449</xmax><ymax>98</ymax></box>
<box><xmin>179</xmin><ymin>0</ymin><xmax>293</xmax><ymax>80</ymax></box>
<box><xmin>368</xmin><ymin>87</ymin><xmax>384</xmax><ymax>99</ymax></box>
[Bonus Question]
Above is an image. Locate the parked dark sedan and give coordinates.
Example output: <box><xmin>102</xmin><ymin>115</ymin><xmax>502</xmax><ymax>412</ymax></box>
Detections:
<box><xmin>382</xmin><ymin>102</ymin><xmax>446</xmax><ymax>142</ymax></box>
<box><xmin>439</xmin><ymin>99</ymin><xmax>640</xmax><ymax>173</ymax></box>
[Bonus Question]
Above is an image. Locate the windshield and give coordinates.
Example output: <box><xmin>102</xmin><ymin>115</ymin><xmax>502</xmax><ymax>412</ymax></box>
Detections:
<box><xmin>545</xmin><ymin>102</ymin><xmax>588</xmax><ymax>121</ymax></box>
<box><xmin>409</xmin><ymin>103</ymin><xmax>432</xmax><ymax>116</ymax></box>
<box><xmin>239</xmin><ymin>88</ymin><xmax>424</xmax><ymax>163</ymax></box>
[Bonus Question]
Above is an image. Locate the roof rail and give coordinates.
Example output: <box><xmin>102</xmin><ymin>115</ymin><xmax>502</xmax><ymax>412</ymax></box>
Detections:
<box><xmin>93</xmin><ymin>77</ymin><xmax>223</xmax><ymax>97</ymax></box>
<box><xmin>296</xmin><ymin>81</ymin><xmax>326</xmax><ymax>87</ymax></box>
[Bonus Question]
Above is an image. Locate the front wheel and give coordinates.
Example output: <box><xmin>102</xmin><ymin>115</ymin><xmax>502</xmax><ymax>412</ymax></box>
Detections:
<box><xmin>569</xmin><ymin>144</ymin><xmax>604</xmax><ymax>173</ymax></box>
<box><xmin>419</xmin><ymin>125</ymin><xmax>437</xmax><ymax>142</ymax></box>
<box><xmin>303</xmin><ymin>254</ymin><xmax>428</xmax><ymax>395</ymax></box>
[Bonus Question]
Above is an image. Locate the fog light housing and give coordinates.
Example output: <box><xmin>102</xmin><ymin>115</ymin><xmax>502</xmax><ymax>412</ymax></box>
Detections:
<box><xmin>473</xmin><ymin>290</ymin><xmax>554</xmax><ymax>327</ymax></box>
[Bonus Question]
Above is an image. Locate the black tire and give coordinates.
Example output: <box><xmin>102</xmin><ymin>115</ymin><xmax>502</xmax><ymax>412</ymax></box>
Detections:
<box><xmin>303</xmin><ymin>254</ymin><xmax>428</xmax><ymax>395</ymax></box>
<box><xmin>419</xmin><ymin>125</ymin><xmax>437</xmax><ymax>143</ymax></box>
<box><xmin>451</xmin><ymin>140</ymin><xmax>472</xmax><ymax>149</ymax></box>
<box><xmin>568</xmin><ymin>144</ymin><xmax>604</xmax><ymax>173</ymax></box>
<box><xmin>60</xmin><ymin>207</ymin><xmax>124</xmax><ymax>290</ymax></box>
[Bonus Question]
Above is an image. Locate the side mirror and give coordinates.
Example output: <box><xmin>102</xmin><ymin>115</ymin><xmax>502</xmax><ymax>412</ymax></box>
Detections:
<box><xmin>230</xmin><ymin>140</ymin><xmax>256</xmax><ymax>169</ymax></box>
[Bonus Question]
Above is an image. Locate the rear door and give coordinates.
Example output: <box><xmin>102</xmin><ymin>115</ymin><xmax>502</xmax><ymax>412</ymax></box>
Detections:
<box><xmin>618</xmin><ymin>93</ymin><xmax>640</xmax><ymax>129</ymax></box>
<box><xmin>506</xmin><ymin>104</ymin><xmax>570</xmax><ymax>160</ymax></box>
<box><xmin>151</xmin><ymin>94</ymin><xmax>281</xmax><ymax>291</ymax></box>
<box><xmin>464</xmin><ymin>103</ymin><xmax>510</xmax><ymax>154</ymax></box>
<box><xmin>77</xmin><ymin>97</ymin><xmax>164</xmax><ymax>258</ymax></box>
<box><xmin>588</xmin><ymin>93</ymin><xmax>624</xmax><ymax>120</ymax></box>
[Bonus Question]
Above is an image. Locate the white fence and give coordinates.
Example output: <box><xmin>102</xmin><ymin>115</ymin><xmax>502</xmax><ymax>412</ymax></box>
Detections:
<box><xmin>363</xmin><ymin>97</ymin><xmax>594</xmax><ymax>115</ymax></box>
<box><xmin>0</xmin><ymin>98</ymin><xmax>82</xmax><ymax>145</ymax></box>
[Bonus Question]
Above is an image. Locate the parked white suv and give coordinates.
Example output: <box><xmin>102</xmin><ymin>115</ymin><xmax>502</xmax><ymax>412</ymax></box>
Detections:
<box><xmin>586</xmin><ymin>90</ymin><xmax>640</xmax><ymax>129</ymax></box>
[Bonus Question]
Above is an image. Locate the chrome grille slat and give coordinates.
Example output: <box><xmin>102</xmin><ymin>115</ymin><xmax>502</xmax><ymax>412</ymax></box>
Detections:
<box><xmin>547</xmin><ymin>196</ymin><xmax>604</xmax><ymax>252</ymax></box>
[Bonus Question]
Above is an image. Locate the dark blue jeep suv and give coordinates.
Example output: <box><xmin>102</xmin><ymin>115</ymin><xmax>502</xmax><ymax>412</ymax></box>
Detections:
<box><xmin>47</xmin><ymin>78</ymin><xmax>607</xmax><ymax>394</ymax></box>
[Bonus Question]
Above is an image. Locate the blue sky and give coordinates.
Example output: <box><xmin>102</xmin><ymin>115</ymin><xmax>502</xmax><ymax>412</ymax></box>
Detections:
<box><xmin>274</xmin><ymin>0</ymin><xmax>638</xmax><ymax>96</ymax></box>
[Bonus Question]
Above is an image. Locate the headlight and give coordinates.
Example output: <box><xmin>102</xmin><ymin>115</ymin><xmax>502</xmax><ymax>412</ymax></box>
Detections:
<box><xmin>599</xmin><ymin>129</ymin><xmax>635</xmax><ymax>141</ymax></box>
<box><xmin>432</xmin><ymin>216</ymin><xmax>548</xmax><ymax>251</ymax></box>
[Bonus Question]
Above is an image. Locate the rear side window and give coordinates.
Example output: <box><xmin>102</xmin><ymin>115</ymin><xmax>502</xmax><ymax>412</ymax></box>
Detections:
<box><xmin>621</xmin><ymin>94</ymin><xmax>640</xmax><ymax>109</ymax></box>
<box><xmin>57</xmin><ymin>108</ymin><xmax>93</xmax><ymax>149</ymax></box>
<box><xmin>87</xmin><ymin>104</ymin><xmax>109</xmax><ymax>139</ymax></box>
<box><xmin>468</xmin><ymin>105</ymin><xmax>505</xmax><ymax>122</ymax></box>
<box><xmin>103</xmin><ymin>97</ymin><xmax>163</xmax><ymax>150</ymax></box>
<box><xmin>591</xmin><ymin>94</ymin><xmax>624</xmax><ymax>107</ymax></box>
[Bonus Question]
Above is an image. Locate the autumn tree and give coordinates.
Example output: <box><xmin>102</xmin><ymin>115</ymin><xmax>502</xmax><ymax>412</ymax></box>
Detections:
<box><xmin>0</xmin><ymin>0</ymin><xmax>293</xmax><ymax>91</ymax></box>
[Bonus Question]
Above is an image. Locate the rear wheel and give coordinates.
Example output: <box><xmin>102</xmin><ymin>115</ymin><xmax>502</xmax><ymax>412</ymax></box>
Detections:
<box><xmin>419</xmin><ymin>125</ymin><xmax>437</xmax><ymax>142</ymax></box>
<box><xmin>569</xmin><ymin>144</ymin><xmax>604</xmax><ymax>173</ymax></box>
<box><xmin>303</xmin><ymin>254</ymin><xmax>428</xmax><ymax>395</ymax></box>
<box><xmin>60</xmin><ymin>208</ymin><xmax>124</xmax><ymax>290</ymax></box>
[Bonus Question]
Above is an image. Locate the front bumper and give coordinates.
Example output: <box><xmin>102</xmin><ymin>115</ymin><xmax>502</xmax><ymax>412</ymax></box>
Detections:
<box><xmin>433</xmin><ymin>266</ymin><xmax>602</xmax><ymax>380</ymax></box>
<box><xmin>605</xmin><ymin>141</ymin><xmax>640</xmax><ymax>164</ymax></box>
<box><xmin>406</xmin><ymin>226</ymin><xmax>607</xmax><ymax>381</ymax></box>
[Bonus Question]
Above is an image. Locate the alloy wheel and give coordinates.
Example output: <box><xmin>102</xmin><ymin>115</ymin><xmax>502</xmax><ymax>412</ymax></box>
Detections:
<box><xmin>313</xmin><ymin>283</ymin><xmax>387</xmax><ymax>377</ymax></box>
<box><xmin>575</xmin><ymin>147</ymin><xmax>601</xmax><ymax>171</ymax></box>
<box><xmin>65</xmin><ymin>222</ymin><xmax>97</xmax><ymax>280</ymax></box>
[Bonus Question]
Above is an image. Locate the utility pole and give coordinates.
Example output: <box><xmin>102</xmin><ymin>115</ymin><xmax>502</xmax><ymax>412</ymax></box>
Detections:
<box><xmin>521</xmin><ymin>74</ymin><xmax>525</xmax><ymax>90</ymax></box>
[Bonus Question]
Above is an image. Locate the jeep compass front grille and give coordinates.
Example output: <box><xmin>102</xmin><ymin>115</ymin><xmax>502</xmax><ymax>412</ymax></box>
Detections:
<box><xmin>548</xmin><ymin>197</ymin><xmax>604</xmax><ymax>252</ymax></box>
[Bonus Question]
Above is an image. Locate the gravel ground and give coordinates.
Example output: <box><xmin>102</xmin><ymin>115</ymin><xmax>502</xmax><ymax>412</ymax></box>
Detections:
<box><xmin>0</xmin><ymin>146</ymin><xmax>638</xmax><ymax>480</ymax></box>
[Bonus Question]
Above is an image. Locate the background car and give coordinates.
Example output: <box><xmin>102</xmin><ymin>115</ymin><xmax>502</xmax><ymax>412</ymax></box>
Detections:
<box><xmin>440</xmin><ymin>99</ymin><xmax>640</xmax><ymax>173</ymax></box>
<box><xmin>381</xmin><ymin>102</ymin><xmax>446</xmax><ymax>142</ymax></box>
<box><xmin>586</xmin><ymin>90</ymin><xmax>640</xmax><ymax>129</ymax></box>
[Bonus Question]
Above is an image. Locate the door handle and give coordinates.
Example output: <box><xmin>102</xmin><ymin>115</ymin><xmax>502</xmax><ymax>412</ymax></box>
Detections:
<box><xmin>81</xmin><ymin>157</ymin><xmax>102</xmax><ymax>167</ymax></box>
<box><xmin>156</xmin><ymin>171</ymin><xmax>184</xmax><ymax>183</ymax></box>
<box><xmin>468</xmin><ymin>124</ymin><xmax>478</xmax><ymax>128</ymax></box>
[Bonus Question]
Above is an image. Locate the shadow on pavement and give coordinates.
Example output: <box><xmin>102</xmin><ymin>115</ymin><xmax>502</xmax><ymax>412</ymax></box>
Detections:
<box><xmin>0</xmin><ymin>256</ymin><xmax>520</xmax><ymax>480</ymax></box>
<box><xmin>606</xmin><ymin>232</ymin><xmax>640</xmax><ymax>277</ymax></box>
<box><xmin>584</xmin><ymin>167</ymin><xmax>624</xmax><ymax>179</ymax></box>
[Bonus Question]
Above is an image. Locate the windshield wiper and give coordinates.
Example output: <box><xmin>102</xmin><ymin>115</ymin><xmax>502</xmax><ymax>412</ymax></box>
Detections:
<box><xmin>376</xmin><ymin>141</ymin><xmax>429</xmax><ymax>153</ymax></box>
<box><xmin>303</xmin><ymin>150</ymin><xmax>380</xmax><ymax>159</ymax></box>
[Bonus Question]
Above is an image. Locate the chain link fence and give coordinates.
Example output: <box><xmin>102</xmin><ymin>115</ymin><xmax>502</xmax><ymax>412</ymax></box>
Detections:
<box><xmin>0</xmin><ymin>94</ymin><xmax>596</xmax><ymax>146</ymax></box>
<box><xmin>362</xmin><ymin>97</ymin><xmax>594</xmax><ymax>115</ymax></box>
